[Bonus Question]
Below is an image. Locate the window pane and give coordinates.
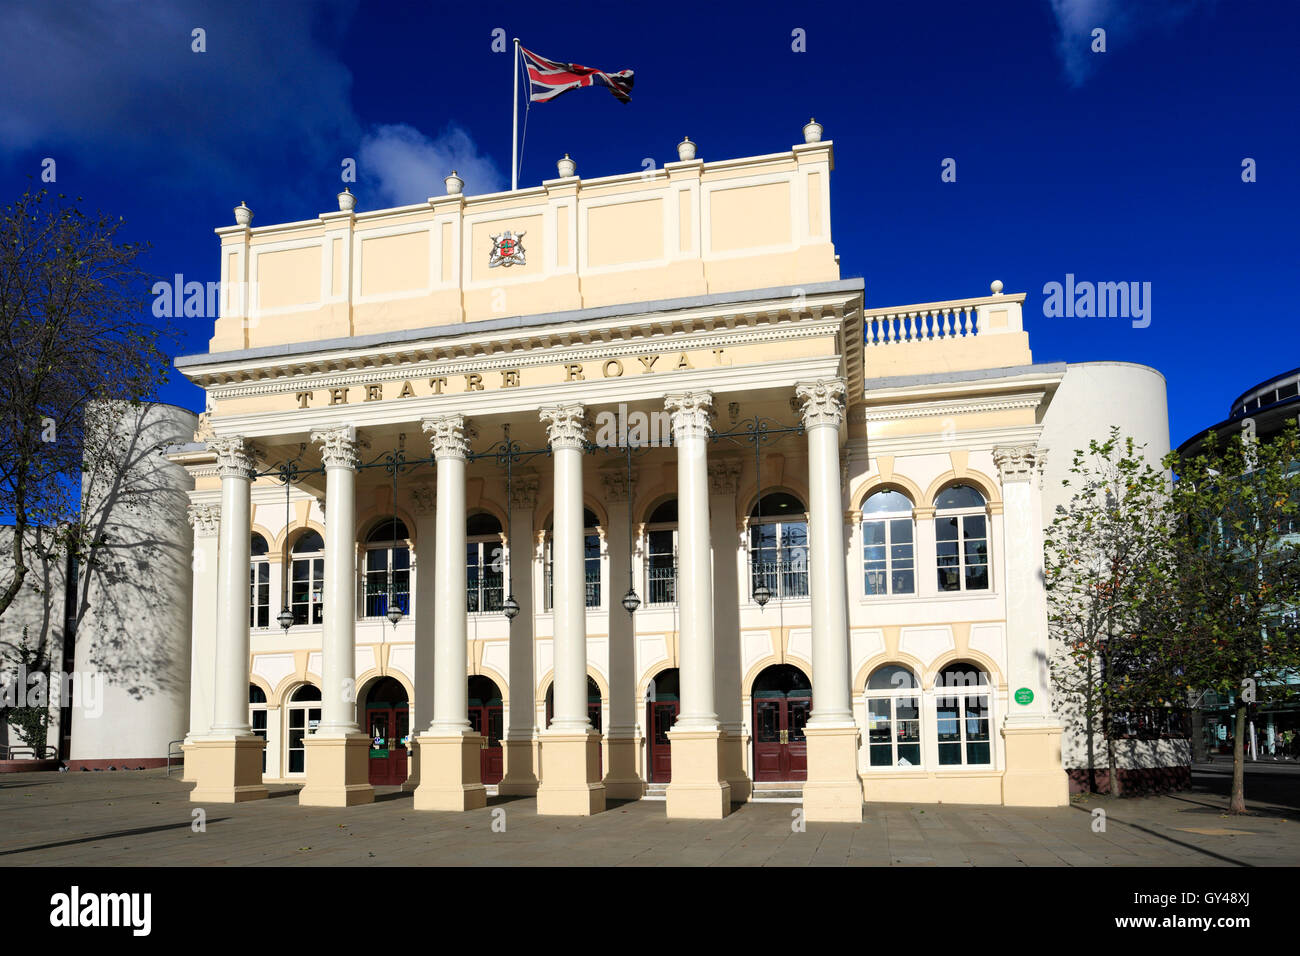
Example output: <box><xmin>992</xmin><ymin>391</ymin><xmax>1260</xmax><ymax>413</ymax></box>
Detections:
<box><xmin>935</xmin><ymin>516</ymin><xmax>959</xmax><ymax>541</ymax></box>
<box><xmin>889</xmin><ymin>518</ymin><xmax>913</xmax><ymax>544</ymax></box>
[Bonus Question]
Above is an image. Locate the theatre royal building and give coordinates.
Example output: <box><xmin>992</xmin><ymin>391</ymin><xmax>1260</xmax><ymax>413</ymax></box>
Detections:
<box><xmin>166</xmin><ymin>124</ymin><xmax>1172</xmax><ymax>820</ymax></box>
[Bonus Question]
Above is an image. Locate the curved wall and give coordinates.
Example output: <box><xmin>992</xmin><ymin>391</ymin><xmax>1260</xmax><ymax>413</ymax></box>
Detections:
<box><xmin>70</xmin><ymin>402</ymin><xmax>197</xmax><ymax>767</ymax></box>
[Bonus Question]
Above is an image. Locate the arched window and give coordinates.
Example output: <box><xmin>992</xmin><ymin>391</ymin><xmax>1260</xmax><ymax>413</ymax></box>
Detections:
<box><xmin>645</xmin><ymin>498</ymin><xmax>678</xmax><ymax>606</ymax></box>
<box><xmin>935</xmin><ymin>484</ymin><xmax>989</xmax><ymax>592</ymax></box>
<box><xmin>466</xmin><ymin>512</ymin><xmax>504</xmax><ymax>613</ymax></box>
<box><xmin>290</xmin><ymin>530</ymin><xmax>325</xmax><ymax>625</ymax></box>
<box><xmin>248</xmin><ymin>684</ymin><xmax>268</xmax><ymax>773</ymax></box>
<box><xmin>864</xmin><ymin>665</ymin><xmax>920</xmax><ymax>768</ymax></box>
<box><xmin>862</xmin><ymin>490</ymin><xmax>915</xmax><ymax>596</ymax></box>
<box><xmin>249</xmin><ymin>533</ymin><xmax>270</xmax><ymax>629</ymax></box>
<box><xmin>545</xmin><ymin>509</ymin><xmax>602</xmax><ymax>610</ymax></box>
<box><xmin>749</xmin><ymin>493</ymin><xmax>809</xmax><ymax>601</ymax></box>
<box><xmin>286</xmin><ymin>684</ymin><xmax>322</xmax><ymax>775</ymax></box>
<box><xmin>363</xmin><ymin>518</ymin><xmax>410</xmax><ymax>619</ymax></box>
<box><xmin>935</xmin><ymin>663</ymin><xmax>991</xmax><ymax>766</ymax></box>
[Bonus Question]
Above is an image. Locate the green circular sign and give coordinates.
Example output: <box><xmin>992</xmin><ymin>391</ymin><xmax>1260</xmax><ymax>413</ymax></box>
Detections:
<box><xmin>1014</xmin><ymin>687</ymin><xmax>1034</xmax><ymax>706</ymax></box>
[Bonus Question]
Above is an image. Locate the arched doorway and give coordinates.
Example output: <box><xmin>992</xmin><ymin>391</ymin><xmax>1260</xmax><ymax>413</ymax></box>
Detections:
<box><xmin>646</xmin><ymin>668</ymin><xmax>679</xmax><ymax>783</ymax></box>
<box><xmin>752</xmin><ymin>664</ymin><xmax>811</xmax><ymax>781</ymax></box>
<box><xmin>286</xmin><ymin>683</ymin><xmax>321</xmax><ymax>776</ymax></box>
<box><xmin>545</xmin><ymin>676</ymin><xmax>603</xmax><ymax>777</ymax></box>
<box><xmin>468</xmin><ymin>675</ymin><xmax>504</xmax><ymax>784</ymax></box>
<box><xmin>363</xmin><ymin>677</ymin><xmax>409</xmax><ymax>785</ymax></box>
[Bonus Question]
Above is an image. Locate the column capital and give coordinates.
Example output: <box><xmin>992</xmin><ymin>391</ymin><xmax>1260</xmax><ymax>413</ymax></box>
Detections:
<box><xmin>510</xmin><ymin>471</ymin><xmax>540</xmax><ymax>511</ymax></box>
<box><xmin>311</xmin><ymin>424</ymin><xmax>360</xmax><ymax>470</ymax></box>
<box><xmin>795</xmin><ymin>379</ymin><xmax>847</xmax><ymax>430</ymax></box>
<box><xmin>599</xmin><ymin>465</ymin><xmax>637</xmax><ymax>503</ymax></box>
<box><xmin>664</xmin><ymin>391</ymin><xmax>714</xmax><ymax>440</ymax></box>
<box><xmin>540</xmin><ymin>404</ymin><xmax>587</xmax><ymax>449</ymax></box>
<box><xmin>209</xmin><ymin>436</ymin><xmax>257</xmax><ymax>480</ymax></box>
<box><xmin>187</xmin><ymin>502</ymin><xmax>221</xmax><ymax>537</ymax></box>
<box><xmin>422</xmin><ymin>414</ymin><xmax>476</xmax><ymax>461</ymax></box>
<box><xmin>707</xmin><ymin>458</ymin><xmax>742</xmax><ymax>497</ymax></box>
<box><xmin>992</xmin><ymin>443</ymin><xmax>1047</xmax><ymax>487</ymax></box>
<box><xmin>410</xmin><ymin>482</ymin><xmax>436</xmax><ymax>517</ymax></box>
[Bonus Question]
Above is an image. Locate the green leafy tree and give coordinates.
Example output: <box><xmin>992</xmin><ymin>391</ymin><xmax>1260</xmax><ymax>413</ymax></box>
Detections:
<box><xmin>1045</xmin><ymin>427</ymin><xmax>1179</xmax><ymax>795</ymax></box>
<box><xmin>1156</xmin><ymin>421</ymin><xmax>1300</xmax><ymax>813</ymax></box>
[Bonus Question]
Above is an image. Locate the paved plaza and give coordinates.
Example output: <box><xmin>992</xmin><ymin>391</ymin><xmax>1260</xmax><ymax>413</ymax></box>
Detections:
<box><xmin>1</xmin><ymin>768</ymin><xmax>1296</xmax><ymax>867</ymax></box>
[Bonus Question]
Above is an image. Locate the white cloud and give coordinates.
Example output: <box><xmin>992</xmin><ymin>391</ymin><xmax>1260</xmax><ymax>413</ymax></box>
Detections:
<box><xmin>358</xmin><ymin>124</ymin><xmax>505</xmax><ymax>207</ymax></box>
<box><xmin>1047</xmin><ymin>0</ymin><xmax>1214</xmax><ymax>87</ymax></box>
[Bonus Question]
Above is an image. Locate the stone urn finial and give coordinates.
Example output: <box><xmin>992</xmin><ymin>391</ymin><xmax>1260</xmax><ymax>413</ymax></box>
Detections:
<box><xmin>803</xmin><ymin>118</ymin><xmax>824</xmax><ymax>143</ymax></box>
<box><xmin>445</xmin><ymin>170</ymin><xmax>464</xmax><ymax>195</ymax></box>
<box><xmin>991</xmin><ymin>279</ymin><xmax>1004</xmax><ymax>296</ymax></box>
<box><xmin>233</xmin><ymin>201</ymin><xmax>252</xmax><ymax>226</ymax></box>
<box><xmin>337</xmin><ymin>187</ymin><xmax>356</xmax><ymax>212</ymax></box>
<box><xmin>677</xmin><ymin>136</ymin><xmax>696</xmax><ymax>161</ymax></box>
<box><xmin>557</xmin><ymin>153</ymin><xmax>576</xmax><ymax>178</ymax></box>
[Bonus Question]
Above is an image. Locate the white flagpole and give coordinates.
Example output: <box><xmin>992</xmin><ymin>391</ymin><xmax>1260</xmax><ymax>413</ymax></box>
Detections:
<box><xmin>511</xmin><ymin>37</ymin><xmax>520</xmax><ymax>191</ymax></box>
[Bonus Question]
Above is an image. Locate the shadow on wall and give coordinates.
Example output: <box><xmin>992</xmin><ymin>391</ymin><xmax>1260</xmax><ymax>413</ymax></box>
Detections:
<box><xmin>74</xmin><ymin>401</ymin><xmax>194</xmax><ymax>703</ymax></box>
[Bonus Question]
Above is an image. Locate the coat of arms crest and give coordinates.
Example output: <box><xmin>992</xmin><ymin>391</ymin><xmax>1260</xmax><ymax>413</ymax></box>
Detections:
<box><xmin>489</xmin><ymin>230</ymin><xmax>526</xmax><ymax>268</ymax></box>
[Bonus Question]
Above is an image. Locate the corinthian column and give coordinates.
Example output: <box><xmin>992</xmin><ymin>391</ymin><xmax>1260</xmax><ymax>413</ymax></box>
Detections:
<box><xmin>663</xmin><ymin>391</ymin><xmax>732</xmax><ymax>819</ymax></box>
<box><xmin>184</xmin><ymin>438</ymin><xmax>267</xmax><ymax>803</ymax></box>
<box><xmin>499</xmin><ymin>471</ymin><xmax>541</xmax><ymax>795</ymax></box>
<box><xmin>796</xmin><ymin>380</ymin><xmax>863</xmax><ymax>822</ymax></box>
<box><xmin>535</xmin><ymin>404</ymin><xmax>606</xmax><ymax>816</ymax></box>
<box><xmin>414</xmin><ymin>414</ymin><xmax>487</xmax><ymax>811</ymax></box>
<box><xmin>993</xmin><ymin>442</ymin><xmax>1068</xmax><ymax>807</ymax></box>
<box><xmin>600</xmin><ymin>463</ymin><xmax>644</xmax><ymax>799</ymax></box>
<box><xmin>299</xmin><ymin>424</ymin><xmax>374</xmax><ymax>807</ymax></box>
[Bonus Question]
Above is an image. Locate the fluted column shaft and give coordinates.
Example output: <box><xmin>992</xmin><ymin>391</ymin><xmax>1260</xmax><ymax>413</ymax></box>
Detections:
<box><xmin>798</xmin><ymin>381</ymin><xmax>854</xmax><ymax>724</ymax></box>
<box><xmin>211</xmin><ymin>438</ymin><xmax>255</xmax><ymax>734</ymax></box>
<box><xmin>313</xmin><ymin>425</ymin><xmax>360</xmax><ymax>734</ymax></box>
<box><xmin>541</xmin><ymin>404</ymin><xmax>590</xmax><ymax>732</ymax></box>
<box><xmin>425</xmin><ymin>415</ymin><xmax>473</xmax><ymax>734</ymax></box>
<box><xmin>666</xmin><ymin>392</ymin><xmax>718</xmax><ymax>731</ymax></box>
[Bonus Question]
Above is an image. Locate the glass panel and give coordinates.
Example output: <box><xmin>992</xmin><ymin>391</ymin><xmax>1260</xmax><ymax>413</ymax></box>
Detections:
<box><xmin>864</xmin><ymin>489</ymin><xmax>912</xmax><ymax>514</ymax></box>
<box><xmin>755</xmin><ymin>701</ymin><xmax>781</xmax><ymax>743</ymax></box>
<box><xmin>897</xmin><ymin>744</ymin><xmax>922</xmax><ymax>766</ymax></box>
<box><xmin>867</xmin><ymin>698</ymin><xmax>892</xmax><ymax>747</ymax></box>
<box><xmin>787</xmin><ymin>698</ymin><xmax>811</xmax><ymax>741</ymax></box>
<box><xmin>867</xmin><ymin>666</ymin><xmax>917</xmax><ymax>691</ymax></box>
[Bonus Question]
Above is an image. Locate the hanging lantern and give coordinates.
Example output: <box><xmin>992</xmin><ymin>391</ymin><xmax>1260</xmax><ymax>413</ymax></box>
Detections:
<box><xmin>278</xmin><ymin>606</ymin><xmax>295</xmax><ymax>631</ymax></box>
<box><xmin>386</xmin><ymin>603</ymin><xmax>404</xmax><ymax>627</ymax></box>
<box><xmin>753</xmin><ymin>582</ymin><xmax>772</xmax><ymax>608</ymax></box>
<box><xmin>502</xmin><ymin>594</ymin><xmax>520</xmax><ymax>620</ymax></box>
<box><xmin>622</xmin><ymin>588</ymin><xmax>641</xmax><ymax>614</ymax></box>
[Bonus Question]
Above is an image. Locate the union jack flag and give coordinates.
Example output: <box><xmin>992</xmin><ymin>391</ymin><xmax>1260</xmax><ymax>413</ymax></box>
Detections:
<box><xmin>521</xmin><ymin>46</ymin><xmax>634</xmax><ymax>105</ymax></box>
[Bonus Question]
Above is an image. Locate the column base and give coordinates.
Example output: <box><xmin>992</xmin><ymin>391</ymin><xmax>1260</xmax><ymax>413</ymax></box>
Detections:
<box><xmin>298</xmin><ymin>733</ymin><xmax>375</xmax><ymax>807</ymax></box>
<box><xmin>1001</xmin><ymin>722</ymin><xmax>1070</xmax><ymax>807</ymax></box>
<box><xmin>537</xmin><ymin>730</ymin><xmax>606</xmax><ymax>815</ymax></box>
<box><xmin>602</xmin><ymin>735</ymin><xmax>645</xmax><ymax>800</ymax></box>
<box><xmin>184</xmin><ymin>736</ymin><xmax>268</xmax><ymax>803</ymax></box>
<box><xmin>412</xmin><ymin>732</ymin><xmax>488</xmax><ymax>811</ymax></box>
<box><xmin>803</xmin><ymin>723</ymin><xmax>863</xmax><ymax>822</ymax></box>
<box><xmin>400</xmin><ymin>740</ymin><xmax>420</xmax><ymax>792</ymax></box>
<box><xmin>499</xmin><ymin>737</ymin><xmax>540</xmax><ymax>796</ymax></box>
<box><xmin>665</xmin><ymin>727</ymin><xmax>732</xmax><ymax>819</ymax></box>
<box><xmin>722</xmin><ymin>729</ymin><xmax>752</xmax><ymax>802</ymax></box>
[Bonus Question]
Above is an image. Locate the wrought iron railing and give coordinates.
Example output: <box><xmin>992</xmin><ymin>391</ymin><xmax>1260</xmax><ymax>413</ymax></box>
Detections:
<box><xmin>646</xmin><ymin>564</ymin><xmax>677</xmax><ymax>606</ymax></box>
<box><xmin>749</xmin><ymin>559</ymin><xmax>810</xmax><ymax>600</ymax></box>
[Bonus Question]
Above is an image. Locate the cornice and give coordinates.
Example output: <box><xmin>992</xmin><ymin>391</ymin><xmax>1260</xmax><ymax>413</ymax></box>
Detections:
<box><xmin>862</xmin><ymin>392</ymin><xmax>1045</xmax><ymax>423</ymax></box>
<box><xmin>185</xmin><ymin>292</ymin><xmax>857</xmax><ymax>394</ymax></box>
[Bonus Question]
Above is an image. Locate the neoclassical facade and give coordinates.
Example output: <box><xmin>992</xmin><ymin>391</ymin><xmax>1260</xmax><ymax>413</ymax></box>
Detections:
<box><xmin>172</xmin><ymin>127</ymin><xmax>1148</xmax><ymax>819</ymax></box>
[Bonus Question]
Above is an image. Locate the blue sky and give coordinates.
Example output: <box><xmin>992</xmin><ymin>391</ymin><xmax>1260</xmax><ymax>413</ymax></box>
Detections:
<box><xmin>2</xmin><ymin>0</ymin><xmax>1296</xmax><ymax>446</ymax></box>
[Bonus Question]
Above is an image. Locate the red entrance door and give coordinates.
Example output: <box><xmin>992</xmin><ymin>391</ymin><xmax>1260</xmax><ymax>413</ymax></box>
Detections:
<box><xmin>467</xmin><ymin>703</ymin><xmax>504</xmax><ymax>784</ymax></box>
<box><xmin>366</xmin><ymin>706</ymin><xmax>410</xmax><ymax>785</ymax></box>
<box><xmin>648</xmin><ymin>700</ymin><xmax>678</xmax><ymax>782</ymax></box>
<box><xmin>752</xmin><ymin>694</ymin><xmax>811</xmax><ymax>781</ymax></box>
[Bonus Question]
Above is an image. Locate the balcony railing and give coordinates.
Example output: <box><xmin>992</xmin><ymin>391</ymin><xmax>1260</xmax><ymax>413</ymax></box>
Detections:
<box><xmin>646</xmin><ymin>565</ymin><xmax>677</xmax><ymax>606</ymax></box>
<box><xmin>750</xmin><ymin>559</ymin><xmax>810</xmax><ymax>601</ymax></box>
<box><xmin>863</xmin><ymin>301</ymin><xmax>982</xmax><ymax>346</ymax></box>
